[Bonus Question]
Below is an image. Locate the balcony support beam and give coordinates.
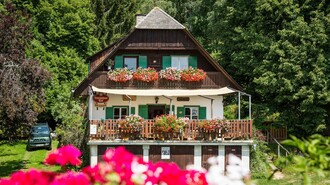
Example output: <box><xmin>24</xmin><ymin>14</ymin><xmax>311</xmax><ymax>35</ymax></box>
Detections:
<box><xmin>125</xmin><ymin>95</ymin><xmax>132</xmax><ymax>115</ymax></box>
<box><xmin>162</xmin><ymin>95</ymin><xmax>173</xmax><ymax>115</ymax></box>
<box><xmin>199</xmin><ymin>95</ymin><xmax>214</xmax><ymax>119</ymax></box>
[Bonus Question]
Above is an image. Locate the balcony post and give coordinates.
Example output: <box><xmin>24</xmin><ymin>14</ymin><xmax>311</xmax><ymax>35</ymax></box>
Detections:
<box><xmin>89</xmin><ymin>86</ymin><xmax>94</xmax><ymax>120</ymax></box>
<box><xmin>248</xmin><ymin>95</ymin><xmax>251</xmax><ymax>120</ymax></box>
<box><xmin>238</xmin><ymin>92</ymin><xmax>241</xmax><ymax>120</ymax></box>
<box><xmin>125</xmin><ymin>95</ymin><xmax>132</xmax><ymax>115</ymax></box>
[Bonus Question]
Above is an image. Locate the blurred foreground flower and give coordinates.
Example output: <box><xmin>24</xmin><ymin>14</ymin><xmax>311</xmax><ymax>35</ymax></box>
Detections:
<box><xmin>44</xmin><ymin>144</ymin><xmax>82</xmax><ymax>167</ymax></box>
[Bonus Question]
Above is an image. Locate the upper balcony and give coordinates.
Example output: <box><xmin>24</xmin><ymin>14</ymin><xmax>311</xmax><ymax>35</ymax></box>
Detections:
<box><xmin>89</xmin><ymin>71</ymin><xmax>232</xmax><ymax>89</ymax></box>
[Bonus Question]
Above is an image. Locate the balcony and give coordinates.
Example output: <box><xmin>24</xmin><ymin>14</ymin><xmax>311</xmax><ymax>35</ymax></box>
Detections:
<box><xmin>89</xmin><ymin>71</ymin><xmax>232</xmax><ymax>89</ymax></box>
<box><xmin>89</xmin><ymin>119</ymin><xmax>253</xmax><ymax>141</ymax></box>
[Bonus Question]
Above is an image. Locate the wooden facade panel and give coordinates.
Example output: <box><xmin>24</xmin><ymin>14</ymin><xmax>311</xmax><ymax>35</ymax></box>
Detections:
<box><xmin>120</xmin><ymin>30</ymin><xmax>197</xmax><ymax>50</ymax></box>
<box><xmin>202</xmin><ymin>146</ymin><xmax>218</xmax><ymax>170</ymax></box>
<box><xmin>97</xmin><ymin>145</ymin><xmax>143</xmax><ymax>162</ymax></box>
<box><xmin>149</xmin><ymin>145</ymin><xmax>194</xmax><ymax>169</ymax></box>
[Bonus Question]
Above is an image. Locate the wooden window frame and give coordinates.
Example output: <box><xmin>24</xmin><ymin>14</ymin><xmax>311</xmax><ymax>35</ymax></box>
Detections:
<box><xmin>113</xmin><ymin>106</ymin><xmax>129</xmax><ymax>119</ymax></box>
<box><xmin>184</xmin><ymin>106</ymin><xmax>199</xmax><ymax>120</ymax></box>
<box><xmin>171</xmin><ymin>55</ymin><xmax>189</xmax><ymax>70</ymax></box>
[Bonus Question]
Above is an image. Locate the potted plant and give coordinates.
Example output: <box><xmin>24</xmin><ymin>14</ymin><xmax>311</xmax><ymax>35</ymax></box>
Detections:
<box><xmin>181</xmin><ymin>67</ymin><xmax>206</xmax><ymax>82</ymax></box>
<box><xmin>108</xmin><ymin>67</ymin><xmax>133</xmax><ymax>83</ymax></box>
<box><xmin>154</xmin><ymin>115</ymin><xmax>187</xmax><ymax>140</ymax></box>
<box><xmin>198</xmin><ymin>119</ymin><xmax>231</xmax><ymax>140</ymax></box>
<box><xmin>118</xmin><ymin>114</ymin><xmax>144</xmax><ymax>140</ymax></box>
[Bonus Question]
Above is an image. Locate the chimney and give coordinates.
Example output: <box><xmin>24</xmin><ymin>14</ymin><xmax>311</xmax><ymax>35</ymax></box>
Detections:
<box><xmin>135</xmin><ymin>14</ymin><xmax>145</xmax><ymax>26</ymax></box>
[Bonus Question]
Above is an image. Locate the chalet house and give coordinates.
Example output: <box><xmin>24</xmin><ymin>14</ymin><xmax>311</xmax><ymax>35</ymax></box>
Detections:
<box><xmin>74</xmin><ymin>7</ymin><xmax>253</xmax><ymax>172</ymax></box>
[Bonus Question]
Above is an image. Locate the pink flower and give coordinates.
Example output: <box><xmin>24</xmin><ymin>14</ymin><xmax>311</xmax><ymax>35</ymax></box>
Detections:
<box><xmin>44</xmin><ymin>145</ymin><xmax>82</xmax><ymax>167</ymax></box>
<box><xmin>50</xmin><ymin>171</ymin><xmax>90</xmax><ymax>185</ymax></box>
<box><xmin>0</xmin><ymin>169</ymin><xmax>56</xmax><ymax>185</ymax></box>
<box><xmin>82</xmin><ymin>162</ymin><xmax>115</xmax><ymax>183</ymax></box>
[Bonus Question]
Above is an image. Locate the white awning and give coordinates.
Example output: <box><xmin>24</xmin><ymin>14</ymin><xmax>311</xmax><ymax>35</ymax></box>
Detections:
<box><xmin>91</xmin><ymin>86</ymin><xmax>236</xmax><ymax>97</ymax></box>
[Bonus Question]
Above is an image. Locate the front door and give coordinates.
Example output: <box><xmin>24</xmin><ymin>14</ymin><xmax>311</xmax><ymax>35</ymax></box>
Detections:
<box><xmin>148</xmin><ymin>105</ymin><xmax>165</xmax><ymax>119</ymax></box>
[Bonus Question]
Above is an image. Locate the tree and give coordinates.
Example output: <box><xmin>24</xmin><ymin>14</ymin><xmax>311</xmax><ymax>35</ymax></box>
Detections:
<box><xmin>203</xmin><ymin>0</ymin><xmax>330</xmax><ymax>136</ymax></box>
<box><xmin>91</xmin><ymin>0</ymin><xmax>138</xmax><ymax>48</ymax></box>
<box><xmin>0</xmin><ymin>2</ymin><xmax>50</xmax><ymax>140</ymax></box>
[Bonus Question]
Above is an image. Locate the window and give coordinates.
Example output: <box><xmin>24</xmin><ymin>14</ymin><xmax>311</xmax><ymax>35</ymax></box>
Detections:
<box><xmin>185</xmin><ymin>107</ymin><xmax>199</xmax><ymax>119</ymax></box>
<box><xmin>171</xmin><ymin>56</ymin><xmax>188</xmax><ymax>70</ymax></box>
<box><xmin>113</xmin><ymin>107</ymin><xmax>128</xmax><ymax>119</ymax></box>
<box><xmin>124</xmin><ymin>57</ymin><xmax>138</xmax><ymax>71</ymax></box>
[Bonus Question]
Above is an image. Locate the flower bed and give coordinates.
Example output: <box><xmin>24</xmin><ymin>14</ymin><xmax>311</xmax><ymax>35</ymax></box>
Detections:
<box><xmin>133</xmin><ymin>67</ymin><xmax>158</xmax><ymax>82</ymax></box>
<box><xmin>159</xmin><ymin>67</ymin><xmax>181</xmax><ymax>81</ymax></box>
<box><xmin>181</xmin><ymin>67</ymin><xmax>206</xmax><ymax>82</ymax></box>
<box><xmin>108</xmin><ymin>68</ymin><xmax>133</xmax><ymax>83</ymax></box>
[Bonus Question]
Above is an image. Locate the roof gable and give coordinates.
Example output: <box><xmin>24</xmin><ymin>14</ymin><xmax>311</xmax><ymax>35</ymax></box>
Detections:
<box><xmin>135</xmin><ymin>7</ymin><xmax>185</xmax><ymax>29</ymax></box>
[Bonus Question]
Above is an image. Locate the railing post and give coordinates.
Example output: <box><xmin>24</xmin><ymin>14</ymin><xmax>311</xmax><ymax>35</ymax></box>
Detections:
<box><xmin>238</xmin><ymin>92</ymin><xmax>241</xmax><ymax>120</ymax></box>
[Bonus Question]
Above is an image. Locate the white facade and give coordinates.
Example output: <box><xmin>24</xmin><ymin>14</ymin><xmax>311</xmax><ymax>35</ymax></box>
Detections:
<box><xmin>90</xmin><ymin>94</ymin><xmax>224</xmax><ymax>120</ymax></box>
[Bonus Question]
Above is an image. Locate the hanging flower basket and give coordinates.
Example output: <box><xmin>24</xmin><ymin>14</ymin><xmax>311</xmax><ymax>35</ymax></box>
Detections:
<box><xmin>133</xmin><ymin>67</ymin><xmax>158</xmax><ymax>82</ymax></box>
<box><xmin>108</xmin><ymin>68</ymin><xmax>133</xmax><ymax>83</ymax></box>
<box><xmin>159</xmin><ymin>67</ymin><xmax>181</xmax><ymax>81</ymax></box>
<box><xmin>181</xmin><ymin>67</ymin><xmax>206</xmax><ymax>82</ymax></box>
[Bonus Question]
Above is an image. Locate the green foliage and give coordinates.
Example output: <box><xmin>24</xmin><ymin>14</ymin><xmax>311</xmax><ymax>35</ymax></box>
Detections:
<box><xmin>0</xmin><ymin>2</ymin><xmax>50</xmax><ymax>140</ymax></box>
<box><xmin>92</xmin><ymin>0</ymin><xmax>138</xmax><ymax>48</ymax></box>
<box><xmin>279</xmin><ymin>134</ymin><xmax>330</xmax><ymax>185</ymax></box>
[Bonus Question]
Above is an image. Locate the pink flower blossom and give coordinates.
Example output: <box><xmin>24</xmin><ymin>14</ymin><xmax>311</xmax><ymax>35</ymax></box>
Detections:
<box><xmin>0</xmin><ymin>169</ymin><xmax>56</xmax><ymax>185</ymax></box>
<box><xmin>50</xmin><ymin>171</ymin><xmax>90</xmax><ymax>185</ymax></box>
<box><xmin>44</xmin><ymin>145</ymin><xmax>82</xmax><ymax>167</ymax></box>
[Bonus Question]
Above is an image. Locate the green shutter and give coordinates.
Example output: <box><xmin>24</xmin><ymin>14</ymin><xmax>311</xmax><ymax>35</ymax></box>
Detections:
<box><xmin>130</xmin><ymin>107</ymin><xmax>135</xmax><ymax>115</ymax></box>
<box><xmin>177</xmin><ymin>107</ymin><xmax>184</xmax><ymax>118</ymax></box>
<box><xmin>199</xmin><ymin>107</ymin><xmax>206</xmax><ymax>119</ymax></box>
<box><xmin>162</xmin><ymin>56</ymin><xmax>171</xmax><ymax>69</ymax></box>
<box><xmin>138</xmin><ymin>56</ymin><xmax>147</xmax><ymax>68</ymax></box>
<box><xmin>114</xmin><ymin>55</ymin><xmax>123</xmax><ymax>69</ymax></box>
<box><xmin>188</xmin><ymin>56</ymin><xmax>197</xmax><ymax>68</ymax></box>
<box><xmin>105</xmin><ymin>107</ymin><xmax>113</xmax><ymax>119</ymax></box>
<box><xmin>138</xmin><ymin>105</ymin><xmax>148</xmax><ymax>119</ymax></box>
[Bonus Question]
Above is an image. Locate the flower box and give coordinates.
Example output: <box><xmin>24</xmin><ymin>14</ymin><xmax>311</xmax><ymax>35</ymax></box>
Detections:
<box><xmin>181</xmin><ymin>67</ymin><xmax>206</xmax><ymax>82</ymax></box>
<box><xmin>107</xmin><ymin>67</ymin><xmax>133</xmax><ymax>83</ymax></box>
<box><xmin>133</xmin><ymin>67</ymin><xmax>158</xmax><ymax>82</ymax></box>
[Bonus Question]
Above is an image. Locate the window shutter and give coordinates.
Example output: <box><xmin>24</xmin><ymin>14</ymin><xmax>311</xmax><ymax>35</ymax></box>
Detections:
<box><xmin>138</xmin><ymin>105</ymin><xmax>148</xmax><ymax>119</ymax></box>
<box><xmin>138</xmin><ymin>56</ymin><xmax>147</xmax><ymax>68</ymax></box>
<box><xmin>177</xmin><ymin>107</ymin><xmax>184</xmax><ymax>118</ymax></box>
<box><xmin>199</xmin><ymin>107</ymin><xmax>206</xmax><ymax>119</ymax></box>
<box><xmin>162</xmin><ymin>56</ymin><xmax>171</xmax><ymax>69</ymax></box>
<box><xmin>114</xmin><ymin>55</ymin><xmax>123</xmax><ymax>69</ymax></box>
<box><xmin>130</xmin><ymin>107</ymin><xmax>135</xmax><ymax>115</ymax></box>
<box><xmin>105</xmin><ymin>107</ymin><xmax>113</xmax><ymax>119</ymax></box>
<box><xmin>188</xmin><ymin>56</ymin><xmax>197</xmax><ymax>68</ymax></box>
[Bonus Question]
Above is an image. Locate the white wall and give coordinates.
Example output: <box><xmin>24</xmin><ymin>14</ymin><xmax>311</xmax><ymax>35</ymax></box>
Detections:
<box><xmin>90</xmin><ymin>94</ymin><xmax>224</xmax><ymax>120</ymax></box>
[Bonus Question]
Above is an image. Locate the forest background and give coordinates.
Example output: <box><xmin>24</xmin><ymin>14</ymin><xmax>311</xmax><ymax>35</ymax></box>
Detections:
<box><xmin>0</xmin><ymin>0</ymin><xmax>329</xmax><ymax>147</ymax></box>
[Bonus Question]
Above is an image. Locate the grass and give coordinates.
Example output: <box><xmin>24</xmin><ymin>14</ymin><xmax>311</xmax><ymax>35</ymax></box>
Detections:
<box><xmin>254</xmin><ymin>165</ymin><xmax>330</xmax><ymax>185</ymax></box>
<box><xmin>0</xmin><ymin>140</ymin><xmax>61</xmax><ymax>177</ymax></box>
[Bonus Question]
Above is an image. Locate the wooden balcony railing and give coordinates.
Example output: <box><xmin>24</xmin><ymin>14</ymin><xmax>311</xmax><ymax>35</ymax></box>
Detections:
<box><xmin>89</xmin><ymin>71</ymin><xmax>232</xmax><ymax>89</ymax></box>
<box><xmin>89</xmin><ymin>119</ymin><xmax>253</xmax><ymax>141</ymax></box>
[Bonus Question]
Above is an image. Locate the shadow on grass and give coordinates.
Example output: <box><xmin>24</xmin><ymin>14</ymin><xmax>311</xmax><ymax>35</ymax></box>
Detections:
<box><xmin>0</xmin><ymin>159</ymin><xmax>29</xmax><ymax>177</ymax></box>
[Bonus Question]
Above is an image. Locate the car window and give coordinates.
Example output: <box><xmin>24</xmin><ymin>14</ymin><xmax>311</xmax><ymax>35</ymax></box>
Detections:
<box><xmin>31</xmin><ymin>126</ymin><xmax>49</xmax><ymax>133</ymax></box>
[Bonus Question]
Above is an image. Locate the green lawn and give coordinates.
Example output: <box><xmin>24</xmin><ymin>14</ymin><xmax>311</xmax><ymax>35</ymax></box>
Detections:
<box><xmin>254</xmin><ymin>166</ymin><xmax>330</xmax><ymax>185</ymax></box>
<box><xmin>0</xmin><ymin>140</ymin><xmax>61</xmax><ymax>177</ymax></box>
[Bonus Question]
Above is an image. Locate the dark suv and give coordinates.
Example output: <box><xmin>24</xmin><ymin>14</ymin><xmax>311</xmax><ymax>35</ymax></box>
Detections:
<box><xmin>26</xmin><ymin>123</ymin><xmax>52</xmax><ymax>151</ymax></box>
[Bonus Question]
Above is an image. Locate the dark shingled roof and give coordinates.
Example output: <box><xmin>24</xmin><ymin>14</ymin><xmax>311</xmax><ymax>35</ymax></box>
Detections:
<box><xmin>135</xmin><ymin>7</ymin><xmax>185</xmax><ymax>29</ymax></box>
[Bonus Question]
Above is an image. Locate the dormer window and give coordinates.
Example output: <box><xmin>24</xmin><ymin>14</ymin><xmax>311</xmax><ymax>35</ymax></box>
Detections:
<box><xmin>171</xmin><ymin>56</ymin><xmax>188</xmax><ymax>70</ymax></box>
<box><xmin>124</xmin><ymin>56</ymin><xmax>138</xmax><ymax>72</ymax></box>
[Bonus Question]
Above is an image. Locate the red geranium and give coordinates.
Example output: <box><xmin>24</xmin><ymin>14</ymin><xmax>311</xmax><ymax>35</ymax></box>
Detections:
<box><xmin>181</xmin><ymin>67</ymin><xmax>206</xmax><ymax>82</ymax></box>
<box><xmin>133</xmin><ymin>67</ymin><xmax>158</xmax><ymax>82</ymax></box>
